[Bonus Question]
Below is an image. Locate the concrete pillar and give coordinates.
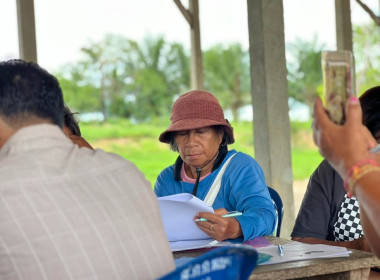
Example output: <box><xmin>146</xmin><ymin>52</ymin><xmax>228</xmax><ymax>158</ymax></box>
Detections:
<box><xmin>189</xmin><ymin>0</ymin><xmax>204</xmax><ymax>89</ymax></box>
<box><xmin>247</xmin><ymin>0</ymin><xmax>294</xmax><ymax>238</ymax></box>
<box><xmin>16</xmin><ymin>0</ymin><xmax>38</xmax><ymax>63</ymax></box>
<box><xmin>335</xmin><ymin>0</ymin><xmax>353</xmax><ymax>51</ymax></box>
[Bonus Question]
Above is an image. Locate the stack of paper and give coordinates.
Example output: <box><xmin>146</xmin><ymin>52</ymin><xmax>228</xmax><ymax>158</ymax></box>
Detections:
<box><xmin>170</xmin><ymin>239</ymin><xmax>218</xmax><ymax>252</ymax></box>
<box><xmin>256</xmin><ymin>242</ymin><xmax>351</xmax><ymax>265</ymax></box>
<box><xmin>157</xmin><ymin>193</ymin><xmax>216</xmax><ymax>251</ymax></box>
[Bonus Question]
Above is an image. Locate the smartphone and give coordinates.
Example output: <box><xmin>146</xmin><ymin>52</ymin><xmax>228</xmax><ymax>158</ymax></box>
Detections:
<box><xmin>321</xmin><ymin>50</ymin><xmax>356</xmax><ymax>124</ymax></box>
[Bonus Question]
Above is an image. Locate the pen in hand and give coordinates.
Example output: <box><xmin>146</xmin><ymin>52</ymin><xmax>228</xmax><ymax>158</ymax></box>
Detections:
<box><xmin>195</xmin><ymin>211</ymin><xmax>242</xmax><ymax>222</ymax></box>
<box><xmin>278</xmin><ymin>244</ymin><xmax>284</xmax><ymax>257</ymax></box>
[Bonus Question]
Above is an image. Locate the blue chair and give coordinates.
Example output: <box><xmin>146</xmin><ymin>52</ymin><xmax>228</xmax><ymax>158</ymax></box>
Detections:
<box><xmin>268</xmin><ymin>186</ymin><xmax>283</xmax><ymax>237</ymax></box>
<box><xmin>158</xmin><ymin>246</ymin><xmax>258</xmax><ymax>280</ymax></box>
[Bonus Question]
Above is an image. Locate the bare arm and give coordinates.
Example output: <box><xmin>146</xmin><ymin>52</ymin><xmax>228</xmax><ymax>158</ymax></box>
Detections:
<box><xmin>354</xmin><ymin>173</ymin><xmax>380</xmax><ymax>256</ymax></box>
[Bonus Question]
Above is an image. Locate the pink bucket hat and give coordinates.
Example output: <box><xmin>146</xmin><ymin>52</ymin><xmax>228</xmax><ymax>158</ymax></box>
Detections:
<box><xmin>159</xmin><ymin>90</ymin><xmax>235</xmax><ymax>144</ymax></box>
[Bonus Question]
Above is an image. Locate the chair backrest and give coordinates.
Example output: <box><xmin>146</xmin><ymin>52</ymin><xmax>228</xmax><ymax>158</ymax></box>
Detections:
<box><xmin>268</xmin><ymin>186</ymin><xmax>284</xmax><ymax>237</ymax></box>
<box><xmin>158</xmin><ymin>246</ymin><xmax>258</xmax><ymax>280</ymax></box>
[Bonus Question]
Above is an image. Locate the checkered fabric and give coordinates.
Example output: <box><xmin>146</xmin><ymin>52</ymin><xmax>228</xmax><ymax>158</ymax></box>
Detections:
<box><xmin>333</xmin><ymin>194</ymin><xmax>363</xmax><ymax>241</ymax></box>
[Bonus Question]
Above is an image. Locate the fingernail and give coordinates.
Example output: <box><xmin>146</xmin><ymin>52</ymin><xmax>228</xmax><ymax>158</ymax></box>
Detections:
<box><xmin>349</xmin><ymin>96</ymin><xmax>358</xmax><ymax>103</ymax></box>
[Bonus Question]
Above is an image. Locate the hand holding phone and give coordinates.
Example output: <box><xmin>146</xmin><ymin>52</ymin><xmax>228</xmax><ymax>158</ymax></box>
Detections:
<box><xmin>321</xmin><ymin>50</ymin><xmax>356</xmax><ymax>124</ymax></box>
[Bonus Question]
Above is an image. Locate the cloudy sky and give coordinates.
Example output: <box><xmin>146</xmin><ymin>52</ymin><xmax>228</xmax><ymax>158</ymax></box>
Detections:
<box><xmin>0</xmin><ymin>0</ymin><xmax>375</xmax><ymax>71</ymax></box>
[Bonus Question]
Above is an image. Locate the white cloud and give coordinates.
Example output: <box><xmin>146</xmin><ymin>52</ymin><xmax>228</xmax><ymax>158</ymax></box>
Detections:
<box><xmin>1</xmin><ymin>0</ymin><xmax>376</xmax><ymax>71</ymax></box>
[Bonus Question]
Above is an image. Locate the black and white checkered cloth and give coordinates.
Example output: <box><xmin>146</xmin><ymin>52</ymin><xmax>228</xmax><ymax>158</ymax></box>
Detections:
<box><xmin>333</xmin><ymin>194</ymin><xmax>363</xmax><ymax>241</ymax></box>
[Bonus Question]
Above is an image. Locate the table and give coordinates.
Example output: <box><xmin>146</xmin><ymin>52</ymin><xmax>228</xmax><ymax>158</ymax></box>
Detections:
<box><xmin>173</xmin><ymin>236</ymin><xmax>380</xmax><ymax>280</ymax></box>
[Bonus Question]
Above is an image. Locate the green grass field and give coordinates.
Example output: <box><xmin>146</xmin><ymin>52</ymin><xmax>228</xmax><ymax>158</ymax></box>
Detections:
<box><xmin>80</xmin><ymin>119</ymin><xmax>323</xmax><ymax>185</ymax></box>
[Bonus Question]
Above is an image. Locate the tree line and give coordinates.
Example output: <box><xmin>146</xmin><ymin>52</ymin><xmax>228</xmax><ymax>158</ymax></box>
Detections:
<box><xmin>55</xmin><ymin>22</ymin><xmax>380</xmax><ymax>122</ymax></box>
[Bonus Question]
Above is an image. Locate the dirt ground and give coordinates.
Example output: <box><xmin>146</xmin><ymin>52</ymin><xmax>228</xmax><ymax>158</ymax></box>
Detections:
<box><xmin>293</xmin><ymin>179</ymin><xmax>309</xmax><ymax>217</ymax></box>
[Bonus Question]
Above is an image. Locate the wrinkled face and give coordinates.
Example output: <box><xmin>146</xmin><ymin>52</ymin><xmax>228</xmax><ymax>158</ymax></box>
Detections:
<box><xmin>175</xmin><ymin>126</ymin><xmax>223</xmax><ymax>168</ymax></box>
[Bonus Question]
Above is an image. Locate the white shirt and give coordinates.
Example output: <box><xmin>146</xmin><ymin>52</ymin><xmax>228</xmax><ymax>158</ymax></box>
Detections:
<box><xmin>0</xmin><ymin>124</ymin><xmax>174</xmax><ymax>280</ymax></box>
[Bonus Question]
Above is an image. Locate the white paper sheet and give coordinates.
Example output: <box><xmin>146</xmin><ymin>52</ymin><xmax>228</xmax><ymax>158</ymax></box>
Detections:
<box><xmin>170</xmin><ymin>238</ymin><xmax>218</xmax><ymax>252</ymax></box>
<box><xmin>158</xmin><ymin>193</ymin><xmax>214</xmax><ymax>242</ymax></box>
<box><xmin>257</xmin><ymin>242</ymin><xmax>351</xmax><ymax>265</ymax></box>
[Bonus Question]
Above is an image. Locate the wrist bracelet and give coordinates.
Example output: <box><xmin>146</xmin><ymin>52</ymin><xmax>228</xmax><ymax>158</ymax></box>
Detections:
<box><xmin>344</xmin><ymin>159</ymin><xmax>380</xmax><ymax>197</ymax></box>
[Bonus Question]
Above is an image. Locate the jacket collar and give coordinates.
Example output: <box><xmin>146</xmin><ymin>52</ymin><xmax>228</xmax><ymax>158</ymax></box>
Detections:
<box><xmin>173</xmin><ymin>145</ymin><xmax>228</xmax><ymax>181</ymax></box>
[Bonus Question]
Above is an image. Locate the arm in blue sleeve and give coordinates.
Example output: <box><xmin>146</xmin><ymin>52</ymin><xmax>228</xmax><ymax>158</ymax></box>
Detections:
<box><xmin>154</xmin><ymin>167</ymin><xmax>173</xmax><ymax>197</ymax></box>
<box><xmin>224</xmin><ymin>154</ymin><xmax>276</xmax><ymax>241</ymax></box>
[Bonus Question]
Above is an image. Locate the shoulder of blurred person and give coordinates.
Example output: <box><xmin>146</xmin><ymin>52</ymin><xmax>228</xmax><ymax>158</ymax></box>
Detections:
<box><xmin>0</xmin><ymin>59</ymin><xmax>174</xmax><ymax>280</ymax></box>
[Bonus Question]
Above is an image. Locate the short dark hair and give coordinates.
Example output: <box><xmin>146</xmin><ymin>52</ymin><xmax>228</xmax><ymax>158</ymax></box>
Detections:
<box><xmin>360</xmin><ymin>86</ymin><xmax>380</xmax><ymax>137</ymax></box>
<box><xmin>64</xmin><ymin>105</ymin><xmax>81</xmax><ymax>136</ymax></box>
<box><xmin>0</xmin><ymin>59</ymin><xmax>64</xmax><ymax>127</ymax></box>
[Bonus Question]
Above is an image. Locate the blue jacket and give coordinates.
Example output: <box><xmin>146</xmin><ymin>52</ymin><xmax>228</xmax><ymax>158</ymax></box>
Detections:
<box><xmin>154</xmin><ymin>150</ymin><xmax>276</xmax><ymax>241</ymax></box>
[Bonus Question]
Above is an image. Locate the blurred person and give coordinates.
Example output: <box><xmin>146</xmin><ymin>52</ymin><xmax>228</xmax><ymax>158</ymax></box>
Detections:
<box><xmin>312</xmin><ymin>95</ymin><xmax>380</xmax><ymax>258</ymax></box>
<box><xmin>63</xmin><ymin>105</ymin><xmax>93</xmax><ymax>149</ymax></box>
<box><xmin>155</xmin><ymin>90</ymin><xmax>276</xmax><ymax>242</ymax></box>
<box><xmin>292</xmin><ymin>86</ymin><xmax>380</xmax><ymax>252</ymax></box>
<box><xmin>0</xmin><ymin>59</ymin><xmax>174</xmax><ymax>280</ymax></box>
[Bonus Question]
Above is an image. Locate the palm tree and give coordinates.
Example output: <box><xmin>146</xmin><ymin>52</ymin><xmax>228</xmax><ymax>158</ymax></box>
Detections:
<box><xmin>124</xmin><ymin>36</ymin><xmax>190</xmax><ymax>121</ymax></box>
<box><xmin>204</xmin><ymin>44</ymin><xmax>250</xmax><ymax>122</ymax></box>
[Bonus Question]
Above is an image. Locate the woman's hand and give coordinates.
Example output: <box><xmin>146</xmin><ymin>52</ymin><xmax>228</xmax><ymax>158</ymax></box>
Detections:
<box><xmin>194</xmin><ymin>208</ymin><xmax>243</xmax><ymax>241</ymax></box>
<box><xmin>312</xmin><ymin>97</ymin><xmax>377</xmax><ymax>177</ymax></box>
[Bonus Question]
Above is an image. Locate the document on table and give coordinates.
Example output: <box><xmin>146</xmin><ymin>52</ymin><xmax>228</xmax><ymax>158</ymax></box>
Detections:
<box><xmin>158</xmin><ymin>193</ymin><xmax>216</xmax><ymax>251</ymax></box>
<box><xmin>170</xmin><ymin>238</ymin><xmax>218</xmax><ymax>252</ymax></box>
<box><xmin>256</xmin><ymin>242</ymin><xmax>352</xmax><ymax>265</ymax></box>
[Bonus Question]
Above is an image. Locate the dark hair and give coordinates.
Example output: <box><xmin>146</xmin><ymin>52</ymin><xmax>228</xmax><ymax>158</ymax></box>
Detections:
<box><xmin>168</xmin><ymin>125</ymin><xmax>230</xmax><ymax>152</ymax></box>
<box><xmin>169</xmin><ymin>132</ymin><xmax>178</xmax><ymax>152</ymax></box>
<box><xmin>0</xmin><ymin>59</ymin><xmax>64</xmax><ymax>127</ymax></box>
<box><xmin>64</xmin><ymin>105</ymin><xmax>81</xmax><ymax>136</ymax></box>
<box><xmin>360</xmin><ymin>86</ymin><xmax>380</xmax><ymax>137</ymax></box>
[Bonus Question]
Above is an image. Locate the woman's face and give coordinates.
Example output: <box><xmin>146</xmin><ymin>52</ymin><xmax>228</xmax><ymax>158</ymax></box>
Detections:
<box><xmin>175</xmin><ymin>126</ymin><xmax>223</xmax><ymax>169</ymax></box>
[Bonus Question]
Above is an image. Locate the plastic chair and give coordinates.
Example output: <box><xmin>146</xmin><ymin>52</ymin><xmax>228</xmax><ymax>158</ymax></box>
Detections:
<box><xmin>158</xmin><ymin>246</ymin><xmax>258</xmax><ymax>280</ymax></box>
<box><xmin>268</xmin><ymin>186</ymin><xmax>283</xmax><ymax>237</ymax></box>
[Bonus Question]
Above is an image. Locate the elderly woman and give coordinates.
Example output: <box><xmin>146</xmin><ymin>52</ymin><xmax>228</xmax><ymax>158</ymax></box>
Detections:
<box><xmin>155</xmin><ymin>90</ymin><xmax>276</xmax><ymax>242</ymax></box>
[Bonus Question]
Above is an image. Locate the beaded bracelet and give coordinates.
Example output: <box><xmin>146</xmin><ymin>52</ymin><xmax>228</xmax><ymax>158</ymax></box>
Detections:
<box><xmin>344</xmin><ymin>159</ymin><xmax>380</xmax><ymax>197</ymax></box>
